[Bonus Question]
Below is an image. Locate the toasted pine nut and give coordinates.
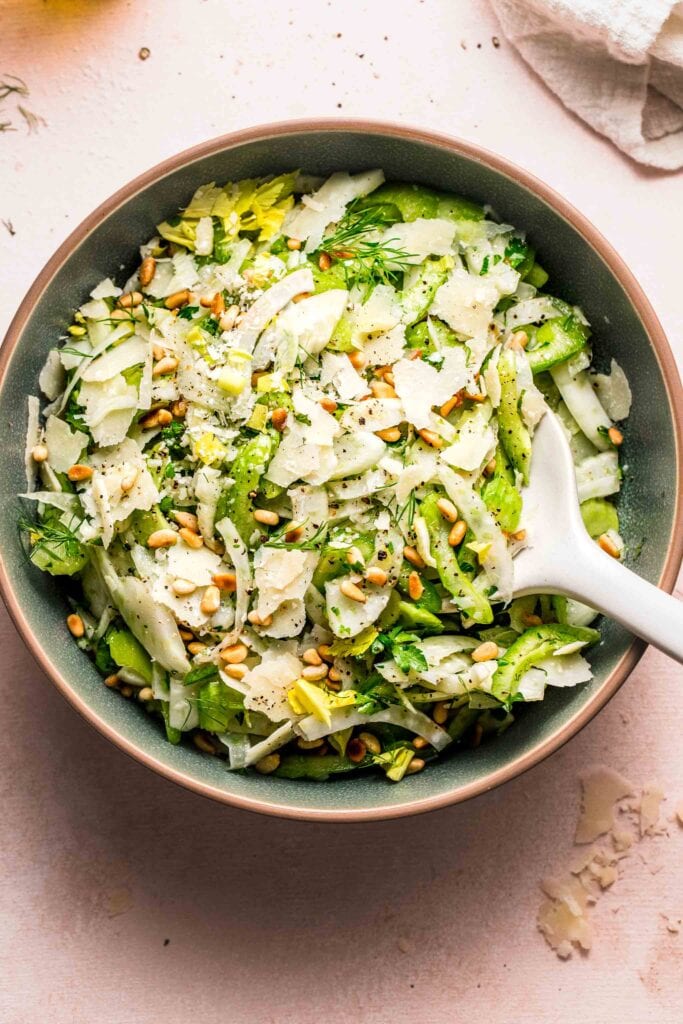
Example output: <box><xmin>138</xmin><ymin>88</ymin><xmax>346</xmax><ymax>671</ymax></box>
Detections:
<box><xmin>171</xmin><ymin>399</ymin><xmax>188</xmax><ymax>419</ymax></box>
<box><xmin>340</xmin><ymin>579</ymin><xmax>366</xmax><ymax>603</ymax></box>
<box><xmin>303</xmin><ymin>648</ymin><xmax>323</xmax><ymax>666</ymax></box>
<box><xmin>507</xmin><ymin>330</ymin><xmax>529</xmax><ymax>350</ymax></box>
<box><xmin>370</xmin><ymin>380</ymin><xmax>398</xmax><ymax>399</ymax></box>
<box><xmin>119</xmin><ymin>684</ymin><xmax>134</xmax><ymax>699</ymax></box>
<box><xmin>178</xmin><ymin>628</ymin><xmax>194</xmax><ymax>641</ymax></box>
<box><xmin>292</xmin><ymin>291</ymin><xmax>312</xmax><ymax>303</ymax></box>
<box><xmin>384</xmin><ymin>371</ymin><xmax>395</xmax><ymax>387</ymax></box>
<box><xmin>432</xmin><ymin>702</ymin><xmax>449</xmax><ymax>725</ymax></box>
<box><xmin>347</xmin><ymin>546</ymin><xmax>365</xmax><ymax>567</ymax></box>
<box><xmin>31</xmin><ymin>443</ymin><xmax>48</xmax><ymax>463</ymax></box>
<box><xmin>483</xmin><ymin>458</ymin><xmax>497</xmax><ymax>477</ymax></box>
<box><xmin>138</xmin><ymin>686</ymin><xmax>154</xmax><ymax>702</ymax></box>
<box><xmin>172</xmin><ymin>578</ymin><xmax>197</xmax><ymax>596</ymax></box>
<box><xmin>408</xmin><ymin>348</ymin><xmax>423</xmax><ymax>361</ymax></box>
<box><xmin>118</xmin><ymin>290</ymin><xmax>143</xmax><ymax>308</ymax></box>
<box><xmin>179</xmin><ymin>527</ymin><xmax>204</xmax><ymax>549</ymax></box>
<box><xmin>318</xmin><ymin>252</ymin><xmax>331</xmax><ymax>271</ymax></box>
<box><xmin>67</xmin><ymin>613</ymin><xmax>84</xmax><ymax>638</ymax></box>
<box><xmin>472</xmin><ymin>641</ymin><xmax>499</xmax><ymax>663</ymax></box>
<box><xmin>210</xmin><ymin>292</ymin><xmax>225</xmax><ymax>317</ymax></box>
<box><xmin>465</xmin><ymin>391</ymin><xmax>485</xmax><ymax>403</ymax></box>
<box><xmin>104</xmin><ymin>674</ymin><xmax>119</xmax><ymax>688</ymax></box>
<box><xmin>219</xmin><ymin>305</ymin><xmax>240</xmax><ymax>332</ymax></box>
<box><xmin>152</xmin><ymin>343</ymin><xmax>167</xmax><ymax>361</ymax></box>
<box><xmin>406</xmin><ymin>758</ymin><xmax>425</xmax><ymax>774</ymax></box>
<box><xmin>220</xmin><ymin>643</ymin><xmax>249</xmax><ymax>664</ymax></box>
<box><xmin>287</xmin><ymin>237</ymin><xmax>302</xmax><ymax>250</ymax></box>
<box><xmin>139</xmin><ymin>408</ymin><xmax>173</xmax><ymax>429</ymax></box>
<box><xmin>448</xmin><ymin>521</ymin><xmax>467</xmax><ymax>547</ymax></box>
<box><xmin>348</xmin><ymin>350</ymin><xmax>367</xmax><ymax>371</ymax></box>
<box><xmin>320</xmin><ymin>397</ymin><xmax>337</xmax><ymax>413</ymax></box>
<box><xmin>512</xmin><ymin>529</ymin><xmax>527</xmax><ymax>542</ymax></box>
<box><xmin>327</xmin><ymin>666</ymin><xmax>342</xmax><ymax>683</ymax></box>
<box><xmin>317</xmin><ymin>644</ymin><xmax>334</xmax><ymax>663</ymax></box>
<box><xmin>153</xmin><ymin>356</ymin><xmax>179</xmax><ymax>378</ymax></box>
<box><xmin>412</xmin><ymin>736</ymin><xmax>428</xmax><ymax>750</ymax></box>
<box><xmin>120</xmin><ymin>466</ymin><xmax>139</xmax><ymax>493</ymax></box>
<box><xmin>67</xmin><ymin>464</ymin><xmax>93</xmax><ymax>482</ymax></box>
<box><xmin>187</xmin><ymin>641</ymin><xmax>207</xmax><ymax>655</ymax></box>
<box><xmin>436</xmin><ymin>498</ymin><xmax>458</xmax><ymax>523</ymax></box>
<box><xmin>200</xmin><ymin>585</ymin><xmax>221</xmax><ymax>616</ymax></box>
<box><xmin>440</xmin><ymin>392</ymin><xmax>463</xmax><ymax>418</ymax></box>
<box><xmin>404</xmin><ymin>546</ymin><xmax>425</xmax><ymax>569</ymax></box>
<box><xmin>255</xmin><ymin>753</ymin><xmax>281</xmax><ymax>774</ymax></box>
<box><xmin>148</xmin><ymin>529</ymin><xmax>178</xmax><ymax>549</ymax></box>
<box><xmin>270</xmin><ymin>407</ymin><xmax>288</xmax><ymax>432</ymax></box>
<box><xmin>408</xmin><ymin>571</ymin><xmax>424</xmax><ymax>601</ymax></box>
<box><xmin>347</xmin><ymin>738</ymin><xmax>367</xmax><ymax>763</ymax></box>
<box><xmin>253</xmin><ymin>509</ymin><xmax>279</xmax><ymax>527</ymax></box>
<box><xmin>366</xmin><ymin>567</ymin><xmax>388</xmax><ymax>586</ymax></box>
<box><xmin>212</xmin><ymin>572</ymin><xmax>237</xmax><ymax>593</ymax></box>
<box><xmin>139</xmin><ymin>256</ymin><xmax>156</xmax><ymax>287</ymax></box>
<box><xmin>297</xmin><ymin>737</ymin><xmax>325</xmax><ymax>751</ymax></box>
<box><xmin>598</xmin><ymin>533</ymin><xmax>620</xmax><ymax>558</ymax></box>
<box><xmin>418</xmin><ymin>428</ymin><xmax>443</xmax><ymax>449</ymax></box>
<box><xmin>301</xmin><ymin>664</ymin><xmax>329</xmax><ymax>681</ymax></box>
<box><xmin>326</xmin><ymin>676</ymin><xmax>342</xmax><ymax>692</ymax></box>
<box><xmin>375</xmin><ymin>427</ymin><xmax>401</xmax><ymax>442</ymax></box>
<box><xmin>608</xmin><ymin>426</ymin><xmax>623</xmax><ymax>446</ymax></box>
<box><xmin>358</xmin><ymin>731</ymin><xmax>382</xmax><ymax>755</ymax></box>
<box><xmin>285</xmin><ymin>527</ymin><xmax>303</xmax><ymax>543</ymax></box>
<box><xmin>224</xmin><ymin>664</ymin><xmax>247</xmax><ymax>680</ymax></box>
<box><xmin>193</xmin><ymin>733</ymin><xmax>216</xmax><ymax>754</ymax></box>
<box><xmin>522</xmin><ymin>612</ymin><xmax>543</xmax><ymax>627</ymax></box>
<box><xmin>171</xmin><ymin>510</ymin><xmax>198</xmax><ymax>531</ymax></box>
<box><xmin>247</xmin><ymin>610</ymin><xmax>268</xmax><ymax>627</ymax></box>
<box><xmin>165</xmin><ymin>289</ymin><xmax>191</xmax><ymax>310</ymax></box>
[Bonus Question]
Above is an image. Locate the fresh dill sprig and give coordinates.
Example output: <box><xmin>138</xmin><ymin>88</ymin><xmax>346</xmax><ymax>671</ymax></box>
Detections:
<box><xmin>18</xmin><ymin>510</ymin><xmax>86</xmax><ymax>565</ymax></box>
<box><xmin>264</xmin><ymin>519</ymin><xmax>328</xmax><ymax>550</ymax></box>
<box><xmin>395</xmin><ymin>490</ymin><xmax>418</xmax><ymax>530</ymax></box>
<box><xmin>317</xmin><ymin>203</ymin><xmax>415</xmax><ymax>300</ymax></box>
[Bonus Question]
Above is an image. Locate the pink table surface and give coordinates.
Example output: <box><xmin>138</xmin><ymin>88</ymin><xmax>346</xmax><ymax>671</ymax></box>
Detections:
<box><xmin>2</xmin><ymin>2</ymin><xmax>683</xmax><ymax>1021</ymax></box>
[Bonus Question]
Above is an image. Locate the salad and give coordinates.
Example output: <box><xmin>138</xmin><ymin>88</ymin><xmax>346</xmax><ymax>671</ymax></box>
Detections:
<box><xmin>21</xmin><ymin>170</ymin><xmax>632</xmax><ymax>782</ymax></box>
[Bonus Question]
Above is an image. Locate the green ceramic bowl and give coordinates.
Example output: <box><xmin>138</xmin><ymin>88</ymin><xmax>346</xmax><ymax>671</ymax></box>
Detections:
<box><xmin>2</xmin><ymin>120</ymin><xmax>682</xmax><ymax>821</ymax></box>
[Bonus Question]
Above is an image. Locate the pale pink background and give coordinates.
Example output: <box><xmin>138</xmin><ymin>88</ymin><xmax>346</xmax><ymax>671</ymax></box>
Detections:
<box><xmin>2</xmin><ymin>2</ymin><xmax>683</xmax><ymax>1022</ymax></box>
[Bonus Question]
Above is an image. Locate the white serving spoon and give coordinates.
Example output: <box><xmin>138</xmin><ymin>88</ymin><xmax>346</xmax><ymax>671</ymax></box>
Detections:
<box><xmin>512</xmin><ymin>409</ymin><xmax>683</xmax><ymax>663</ymax></box>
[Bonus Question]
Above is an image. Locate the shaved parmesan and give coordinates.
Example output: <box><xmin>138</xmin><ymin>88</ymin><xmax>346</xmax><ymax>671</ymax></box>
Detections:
<box><xmin>392</xmin><ymin>349</ymin><xmax>469</xmax><ymax>429</ymax></box>
<box><xmin>344</xmin><ymin>284</ymin><xmax>401</xmax><ymax>345</ymax></box>
<box><xmin>325</xmin><ymin>578</ymin><xmax>391</xmax><ymax>638</ymax></box>
<box><xmin>431</xmin><ymin>268</ymin><xmax>499</xmax><ymax>339</ymax></box>
<box><xmin>79</xmin><ymin>376</ymin><xmax>138</xmax><ymax>447</ymax></box>
<box><xmin>592</xmin><ymin>359</ymin><xmax>632</xmax><ymax>422</ymax></box>
<box><xmin>254</xmin><ymin>547</ymin><xmax>318</xmax><ymax>620</ymax></box>
<box><xmin>166</xmin><ymin>542</ymin><xmax>223</xmax><ymax>586</ymax></box>
<box><xmin>382</xmin><ymin>218</ymin><xmax>457</xmax><ymax>263</ymax></box>
<box><xmin>81</xmin><ymin>336</ymin><xmax>149</xmax><ymax>383</ymax></box>
<box><xmin>255</xmin><ymin>289</ymin><xmax>348</xmax><ymax>368</ymax></box>
<box><xmin>39</xmin><ymin>350</ymin><xmax>66</xmax><ymax>401</ymax></box>
<box><xmin>285</xmin><ymin>169</ymin><xmax>385</xmax><ymax>252</ymax></box>
<box><xmin>362</xmin><ymin>323</ymin><xmax>407</xmax><ymax>365</ymax></box>
<box><xmin>227</xmin><ymin>267</ymin><xmax>314</xmax><ymax>354</ymax></box>
<box><xmin>575</xmin><ymin>766</ymin><xmax>635</xmax><ymax>843</ymax></box>
<box><xmin>320</xmin><ymin>352</ymin><xmax>370</xmax><ymax>402</ymax></box>
<box><xmin>441</xmin><ymin>402</ymin><xmax>495</xmax><ymax>472</ymax></box>
<box><xmin>82</xmin><ymin>438</ymin><xmax>159</xmax><ymax>547</ymax></box>
<box><xmin>44</xmin><ymin>415</ymin><xmax>88</xmax><ymax>474</ymax></box>
<box><xmin>288</xmin><ymin>485</ymin><xmax>329</xmax><ymax>540</ymax></box>
<box><xmin>24</xmin><ymin>396</ymin><xmax>41</xmax><ymax>491</ymax></box>
<box><xmin>90</xmin><ymin>278</ymin><xmax>122</xmax><ymax>300</ymax></box>
<box><xmin>243</xmin><ymin>651</ymin><xmax>305</xmax><ymax>721</ymax></box>
<box><xmin>330</xmin><ymin>431</ymin><xmax>386</xmax><ymax>480</ymax></box>
<box><xmin>340</xmin><ymin>397</ymin><xmax>403</xmax><ymax>433</ymax></box>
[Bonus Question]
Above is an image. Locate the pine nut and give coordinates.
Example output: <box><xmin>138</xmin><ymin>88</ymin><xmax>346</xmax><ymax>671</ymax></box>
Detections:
<box><xmin>120</xmin><ymin>466</ymin><xmax>139</xmax><ymax>493</ymax></box>
<box><xmin>219</xmin><ymin>305</ymin><xmax>240</xmax><ymax>332</ymax></box>
<box><xmin>297</xmin><ymin>737</ymin><xmax>325</xmax><ymax>750</ymax></box>
<box><xmin>598</xmin><ymin>533</ymin><xmax>620</xmax><ymax>558</ymax></box>
<box><xmin>366</xmin><ymin>567</ymin><xmax>388</xmax><ymax>586</ymax></box>
<box><xmin>340</xmin><ymin>579</ymin><xmax>366</xmax><ymax>603</ymax></box>
<box><xmin>522</xmin><ymin>612</ymin><xmax>543</xmax><ymax>627</ymax></box>
<box><xmin>375</xmin><ymin>427</ymin><xmax>401</xmax><ymax>442</ymax></box>
<box><xmin>404</xmin><ymin>546</ymin><xmax>425</xmax><ymax>569</ymax></box>
<box><xmin>118</xmin><ymin>290</ymin><xmax>143</xmax><ymax>308</ymax></box>
<box><xmin>253</xmin><ymin>509</ymin><xmax>279</xmax><ymax>526</ymax></box>
<box><xmin>119</xmin><ymin>684</ymin><xmax>134</xmax><ymax>699</ymax></box>
<box><xmin>247</xmin><ymin>610</ymin><xmax>271</xmax><ymax>627</ymax></box>
<box><xmin>31</xmin><ymin>443</ymin><xmax>48</xmax><ymax>463</ymax></box>
<box><xmin>418</xmin><ymin>428</ymin><xmax>443</xmax><ymax>448</ymax></box>
<box><xmin>448</xmin><ymin>521</ymin><xmax>467</xmax><ymax>547</ymax></box>
<box><xmin>210</xmin><ymin>292</ymin><xmax>225</xmax><ymax>318</ymax></box>
<box><xmin>212</xmin><ymin>572</ymin><xmax>237</xmax><ymax>592</ymax></box>
<box><xmin>224</xmin><ymin>664</ymin><xmax>247</xmax><ymax>680</ymax></box>
<box><xmin>172</xmin><ymin>578</ymin><xmax>197</xmax><ymax>596</ymax></box>
<box><xmin>440</xmin><ymin>392</ymin><xmax>463</xmax><ymax>417</ymax></box>
<box><xmin>104</xmin><ymin>674</ymin><xmax>119</xmax><ymax>688</ymax></box>
<box><xmin>436</xmin><ymin>498</ymin><xmax>458</xmax><ymax>523</ymax></box>
<box><xmin>285</xmin><ymin>527</ymin><xmax>303</xmax><ymax>543</ymax></box>
<box><xmin>318</xmin><ymin>252</ymin><xmax>331</xmax><ymax>271</ymax></box>
<box><xmin>408</xmin><ymin>348</ymin><xmax>423</xmax><ymax>360</ymax></box>
<box><xmin>347</xmin><ymin>546</ymin><xmax>365</xmax><ymax>567</ymax></box>
<box><xmin>301</xmin><ymin>664</ymin><xmax>329</xmax><ymax>681</ymax></box>
<box><xmin>165</xmin><ymin>289</ymin><xmax>191</xmax><ymax>310</ymax></box>
<box><xmin>432</xmin><ymin>702</ymin><xmax>449</xmax><ymax>725</ymax></box>
<box><xmin>66</xmin><ymin>613</ymin><xmax>84</xmax><ymax>638</ymax></box>
<box><xmin>348</xmin><ymin>350</ymin><xmax>367</xmax><ymax>371</ymax></box>
<box><xmin>193</xmin><ymin>733</ymin><xmax>216</xmax><ymax>754</ymax></box>
<box><xmin>270</xmin><ymin>407</ymin><xmax>288</xmax><ymax>432</ymax></box>
<box><xmin>139</xmin><ymin>408</ymin><xmax>173</xmax><ymax>429</ymax></box>
<box><xmin>302</xmin><ymin>648</ymin><xmax>323</xmax><ymax>666</ymax></box>
<box><xmin>326</xmin><ymin>676</ymin><xmax>342</xmax><ymax>692</ymax></box>
<box><xmin>471</xmin><ymin>641</ymin><xmax>499</xmax><ymax>663</ymax></box>
<box><xmin>412</xmin><ymin>737</ymin><xmax>428</xmax><ymax>750</ymax></box>
<box><xmin>509</xmin><ymin>329</ymin><xmax>529</xmax><ymax>350</ymax></box>
<box><xmin>370</xmin><ymin>380</ymin><xmax>398</xmax><ymax>399</ymax></box>
<box><xmin>179</xmin><ymin>527</ymin><xmax>204</xmax><ymax>549</ymax></box>
<box><xmin>320</xmin><ymin>397</ymin><xmax>337</xmax><ymax>413</ymax></box>
<box><xmin>200</xmin><ymin>585</ymin><xmax>221</xmax><ymax>616</ymax></box>
<box><xmin>358</xmin><ymin>731</ymin><xmax>382</xmax><ymax>755</ymax></box>
<box><xmin>255</xmin><ymin>753</ymin><xmax>281</xmax><ymax>774</ymax></box>
<box><xmin>512</xmin><ymin>529</ymin><xmax>526</xmax><ymax>542</ymax></box>
<box><xmin>187</xmin><ymin>641</ymin><xmax>207</xmax><ymax>655</ymax></box>
<box><xmin>317</xmin><ymin>644</ymin><xmax>334</xmax><ymax>663</ymax></box>
<box><xmin>153</xmin><ymin>356</ymin><xmax>179</xmax><ymax>377</ymax></box>
<box><xmin>138</xmin><ymin>687</ymin><xmax>154</xmax><ymax>702</ymax></box>
<box><xmin>178</xmin><ymin>628</ymin><xmax>194</xmax><ymax>641</ymax></box>
<box><xmin>384</xmin><ymin>371</ymin><xmax>395</xmax><ymax>387</ymax></box>
<box><xmin>483</xmin><ymin>458</ymin><xmax>497</xmax><ymax>477</ymax></box>
<box><xmin>408</xmin><ymin>571</ymin><xmax>424</xmax><ymax>601</ymax></box>
<box><xmin>148</xmin><ymin>529</ymin><xmax>178</xmax><ymax>549</ymax></box>
<box><xmin>292</xmin><ymin>291</ymin><xmax>312</xmax><ymax>303</ymax></box>
<box><xmin>465</xmin><ymin>391</ymin><xmax>486</xmax><ymax>403</ymax></box>
<box><xmin>220</xmin><ymin>643</ymin><xmax>248</xmax><ymax>664</ymax></box>
<box><xmin>608</xmin><ymin>426</ymin><xmax>623</xmax><ymax>446</ymax></box>
<box><xmin>171</xmin><ymin>399</ymin><xmax>188</xmax><ymax>419</ymax></box>
<box><xmin>327</xmin><ymin>666</ymin><xmax>342</xmax><ymax>683</ymax></box>
<box><xmin>172</xmin><ymin>510</ymin><xmax>199</xmax><ymax>531</ymax></box>
<box><xmin>139</xmin><ymin>256</ymin><xmax>156</xmax><ymax>287</ymax></box>
<box><xmin>406</xmin><ymin>758</ymin><xmax>425</xmax><ymax>774</ymax></box>
<box><xmin>347</xmin><ymin>738</ymin><xmax>367</xmax><ymax>763</ymax></box>
<box><xmin>287</xmin><ymin>237</ymin><xmax>302</xmax><ymax>250</ymax></box>
<box><xmin>67</xmin><ymin>464</ymin><xmax>93</xmax><ymax>482</ymax></box>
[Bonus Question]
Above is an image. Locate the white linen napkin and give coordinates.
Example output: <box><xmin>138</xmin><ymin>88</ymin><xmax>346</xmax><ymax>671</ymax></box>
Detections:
<box><xmin>490</xmin><ymin>0</ymin><xmax>683</xmax><ymax>169</ymax></box>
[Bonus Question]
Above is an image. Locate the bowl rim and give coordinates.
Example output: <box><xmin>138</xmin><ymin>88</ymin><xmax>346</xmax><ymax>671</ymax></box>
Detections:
<box><xmin>2</xmin><ymin>117</ymin><xmax>682</xmax><ymax>822</ymax></box>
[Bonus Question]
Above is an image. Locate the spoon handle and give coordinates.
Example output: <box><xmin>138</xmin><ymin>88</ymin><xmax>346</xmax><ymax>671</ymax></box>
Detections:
<box><xmin>556</xmin><ymin>543</ymin><xmax>683</xmax><ymax>665</ymax></box>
